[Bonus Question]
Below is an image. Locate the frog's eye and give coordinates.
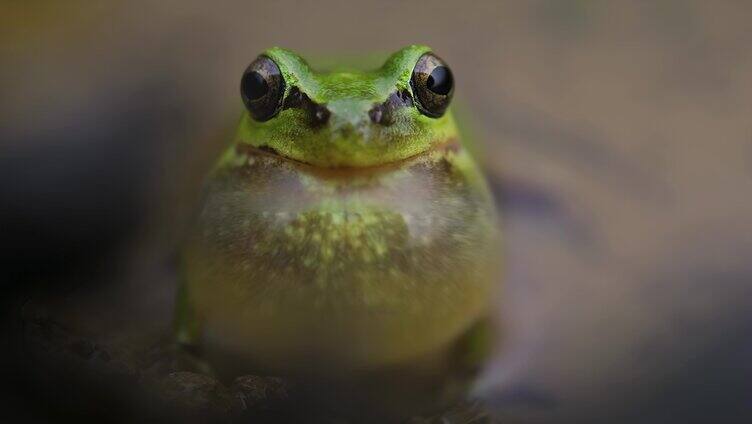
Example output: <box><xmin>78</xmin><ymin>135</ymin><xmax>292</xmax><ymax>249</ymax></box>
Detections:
<box><xmin>410</xmin><ymin>53</ymin><xmax>454</xmax><ymax>118</ymax></box>
<box><xmin>241</xmin><ymin>56</ymin><xmax>285</xmax><ymax>121</ymax></box>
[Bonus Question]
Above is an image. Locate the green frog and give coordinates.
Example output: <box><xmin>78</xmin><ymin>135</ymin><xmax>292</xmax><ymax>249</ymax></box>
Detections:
<box><xmin>176</xmin><ymin>45</ymin><xmax>500</xmax><ymax>421</ymax></box>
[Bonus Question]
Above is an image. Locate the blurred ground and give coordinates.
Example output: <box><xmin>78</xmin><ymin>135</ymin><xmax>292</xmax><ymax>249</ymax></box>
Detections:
<box><xmin>2</xmin><ymin>1</ymin><xmax>752</xmax><ymax>423</ymax></box>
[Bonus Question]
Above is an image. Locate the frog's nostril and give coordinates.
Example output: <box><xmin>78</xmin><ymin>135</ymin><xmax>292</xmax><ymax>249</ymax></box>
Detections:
<box><xmin>368</xmin><ymin>105</ymin><xmax>388</xmax><ymax>125</ymax></box>
<box><xmin>369</xmin><ymin>90</ymin><xmax>413</xmax><ymax>126</ymax></box>
<box><xmin>312</xmin><ymin>104</ymin><xmax>330</xmax><ymax>126</ymax></box>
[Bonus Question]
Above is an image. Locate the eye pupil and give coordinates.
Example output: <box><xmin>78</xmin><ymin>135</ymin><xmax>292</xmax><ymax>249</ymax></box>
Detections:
<box><xmin>426</xmin><ymin>66</ymin><xmax>453</xmax><ymax>95</ymax></box>
<box><xmin>242</xmin><ymin>71</ymin><xmax>269</xmax><ymax>100</ymax></box>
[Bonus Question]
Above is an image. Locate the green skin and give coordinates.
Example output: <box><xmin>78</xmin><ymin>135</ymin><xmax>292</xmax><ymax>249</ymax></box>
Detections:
<box><xmin>177</xmin><ymin>46</ymin><xmax>500</xmax><ymax>414</ymax></box>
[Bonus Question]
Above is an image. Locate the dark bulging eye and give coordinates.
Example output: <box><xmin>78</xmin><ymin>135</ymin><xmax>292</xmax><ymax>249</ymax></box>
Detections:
<box><xmin>241</xmin><ymin>56</ymin><xmax>285</xmax><ymax>121</ymax></box>
<box><xmin>410</xmin><ymin>53</ymin><xmax>454</xmax><ymax>118</ymax></box>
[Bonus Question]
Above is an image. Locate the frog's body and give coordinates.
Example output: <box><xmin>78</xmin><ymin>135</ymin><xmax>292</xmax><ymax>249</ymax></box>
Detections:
<box><xmin>177</xmin><ymin>45</ymin><xmax>500</xmax><ymax>420</ymax></box>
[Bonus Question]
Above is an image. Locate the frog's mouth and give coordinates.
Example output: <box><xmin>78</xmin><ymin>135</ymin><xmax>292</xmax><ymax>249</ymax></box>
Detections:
<box><xmin>234</xmin><ymin>138</ymin><xmax>461</xmax><ymax>176</ymax></box>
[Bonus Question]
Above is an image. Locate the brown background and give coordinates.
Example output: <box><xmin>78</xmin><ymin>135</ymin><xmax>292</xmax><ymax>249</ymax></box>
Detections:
<box><xmin>2</xmin><ymin>1</ymin><xmax>752</xmax><ymax>422</ymax></box>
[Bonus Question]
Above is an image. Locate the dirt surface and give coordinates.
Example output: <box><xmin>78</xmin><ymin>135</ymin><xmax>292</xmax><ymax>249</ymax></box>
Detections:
<box><xmin>3</xmin><ymin>1</ymin><xmax>752</xmax><ymax>422</ymax></box>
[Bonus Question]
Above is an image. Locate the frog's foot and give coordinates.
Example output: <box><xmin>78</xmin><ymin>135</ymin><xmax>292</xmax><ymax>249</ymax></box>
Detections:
<box><xmin>174</xmin><ymin>342</ymin><xmax>215</xmax><ymax>376</ymax></box>
<box><xmin>174</xmin><ymin>279</ymin><xmax>203</xmax><ymax>344</ymax></box>
<box><xmin>175</xmin><ymin>324</ymin><xmax>200</xmax><ymax>348</ymax></box>
<box><xmin>452</xmin><ymin>317</ymin><xmax>494</xmax><ymax>378</ymax></box>
<box><xmin>174</xmin><ymin>289</ymin><xmax>212</xmax><ymax>375</ymax></box>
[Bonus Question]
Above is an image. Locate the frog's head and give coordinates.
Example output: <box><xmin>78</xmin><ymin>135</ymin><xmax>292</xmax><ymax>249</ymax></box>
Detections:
<box><xmin>234</xmin><ymin>45</ymin><xmax>458</xmax><ymax>168</ymax></box>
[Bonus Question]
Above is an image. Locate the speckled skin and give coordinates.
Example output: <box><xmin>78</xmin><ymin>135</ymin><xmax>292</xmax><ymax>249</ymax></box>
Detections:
<box><xmin>225</xmin><ymin>45</ymin><xmax>458</xmax><ymax>167</ymax></box>
<box><xmin>177</xmin><ymin>46</ymin><xmax>500</xmax><ymax>417</ymax></box>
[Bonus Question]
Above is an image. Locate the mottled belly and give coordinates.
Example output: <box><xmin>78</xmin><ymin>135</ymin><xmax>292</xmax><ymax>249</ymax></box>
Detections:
<box><xmin>182</xmin><ymin>144</ymin><xmax>500</xmax><ymax>372</ymax></box>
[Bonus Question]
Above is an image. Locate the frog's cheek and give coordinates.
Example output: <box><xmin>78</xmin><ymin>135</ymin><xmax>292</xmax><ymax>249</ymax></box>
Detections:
<box><xmin>237</xmin><ymin>104</ymin><xmax>458</xmax><ymax>168</ymax></box>
<box><xmin>182</xmin><ymin>147</ymin><xmax>500</xmax><ymax>372</ymax></box>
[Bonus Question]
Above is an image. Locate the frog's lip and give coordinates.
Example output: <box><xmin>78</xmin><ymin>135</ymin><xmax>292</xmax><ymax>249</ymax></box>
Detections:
<box><xmin>235</xmin><ymin>139</ymin><xmax>461</xmax><ymax>176</ymax></box>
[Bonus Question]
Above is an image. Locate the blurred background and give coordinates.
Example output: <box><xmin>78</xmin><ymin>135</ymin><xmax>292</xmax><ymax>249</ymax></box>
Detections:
<box><xmin>2</xmin><ymin>0</ymin><xmax>751</xmax><ymax>422</ymax></box>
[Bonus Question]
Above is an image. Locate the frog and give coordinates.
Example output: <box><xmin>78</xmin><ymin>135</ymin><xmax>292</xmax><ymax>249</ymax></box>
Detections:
<box><xmin>176</xmin><ymin>45</ymin><xmax>501</xmax><ymax>421</ymax></box>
